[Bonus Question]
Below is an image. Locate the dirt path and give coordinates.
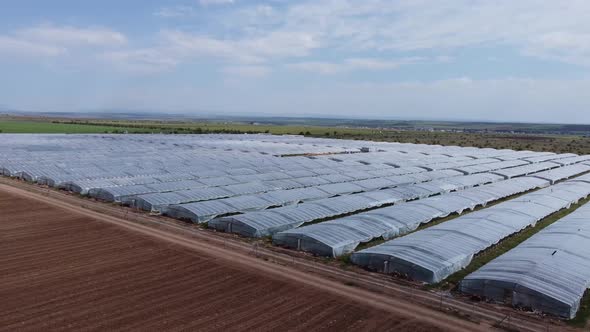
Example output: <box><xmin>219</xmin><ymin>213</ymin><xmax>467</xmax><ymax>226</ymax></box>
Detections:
<box><xmin>0</xmin><ymin>183</ymin><xmax>491</xmax><ymax>331</ymax></box>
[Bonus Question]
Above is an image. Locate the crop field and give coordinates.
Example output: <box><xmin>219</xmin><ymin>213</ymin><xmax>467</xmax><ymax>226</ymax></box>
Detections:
<box><xmin>0</xmin><ymin>119</ymin><xmax>143</xmax><ymax>134</ymax></box>
<box><xmin>0</xmin><ymin>188</ymin><xmax>456</xmax><ymax>331</ymax></box>
<box><xmin>2</xmin><ymin>132</ymin><xmax>590</xmax><ymax>329</ymax></box>
<box><xmin>3</xmin><ymin>115</ymin><xmax>590</xmax><ymax>154</ymax></box>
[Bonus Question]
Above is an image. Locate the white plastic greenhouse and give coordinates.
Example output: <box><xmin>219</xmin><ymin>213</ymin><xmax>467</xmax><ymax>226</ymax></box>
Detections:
<box><xmin>460</xmin><ymin>202</ymin><xmax>590</xmax><ymax>319</ymax></box>
<box><xmin>350</xmin><ymin>179</ymin><xmax>590</xmax><ymax>283</ymax></box>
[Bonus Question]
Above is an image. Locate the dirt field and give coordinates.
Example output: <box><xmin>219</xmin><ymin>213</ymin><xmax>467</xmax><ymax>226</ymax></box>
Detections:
<box><xmin>0</xmin><ymin>186</ymin><xmax>483</xmax><ymax>332</ymax></box>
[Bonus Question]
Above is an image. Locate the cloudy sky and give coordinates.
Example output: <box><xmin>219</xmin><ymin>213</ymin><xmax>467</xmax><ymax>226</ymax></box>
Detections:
<box><xmin>1</xmin><ymin>0</ymin><xmax>590</xmax><ymax>123</ymax></box>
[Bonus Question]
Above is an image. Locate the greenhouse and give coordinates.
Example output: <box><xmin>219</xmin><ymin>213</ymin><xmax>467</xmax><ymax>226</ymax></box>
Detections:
<box><xmin>210</xmin><ymin>172</ymin><xmax>504</xmax><ymax>237</ymax></box>
<box><xmin>273</xmin><ymin>176</ymin><xmax>549</xmax><ymax>257</ymax></box>
<box><xmin>2</xmin><ymin>134</ymin><xmax>590</xmax><ymax>254</ymax></box>
<box><xmin>460</xmin><ymin>202</ymin><xmax>590</xmax><ymax>319</ymax></box>
<box><xmin>530</xmin><ymin>163</ymin><xmax>590</xmax><ymax>184</ymax></box>
<box><xmin>492</xmin><ymin>162</ymin><xmax>559</xmax><ymax>178</ymax></box>
<box><xmin>350</xmin><ymin>179</ymin><xmax>590</xmax><ymax>283</ymax></box>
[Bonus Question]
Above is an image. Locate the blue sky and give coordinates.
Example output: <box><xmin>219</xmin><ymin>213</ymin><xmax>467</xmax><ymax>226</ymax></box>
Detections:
<box><xmin>1</xmin><ymin>0</ymin><xmax>590</xmax><ymax>123</ymax></box>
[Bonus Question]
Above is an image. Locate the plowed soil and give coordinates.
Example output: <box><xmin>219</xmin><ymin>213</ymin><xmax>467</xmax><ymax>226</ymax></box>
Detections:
<box><xmin>0</xmin><ymin>187</ymin><xmax>478</xmax><ymax>332</ymax></box>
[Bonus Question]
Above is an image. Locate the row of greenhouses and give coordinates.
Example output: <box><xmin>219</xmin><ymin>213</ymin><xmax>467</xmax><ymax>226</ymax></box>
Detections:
<box><xmin>2</xmin><ymin>134</ymin><xmax>590</xmax><ymax>319</ymax></box>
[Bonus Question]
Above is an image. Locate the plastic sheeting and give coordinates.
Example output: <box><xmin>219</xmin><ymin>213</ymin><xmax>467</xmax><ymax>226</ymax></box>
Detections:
<box><xmin>452</xmin><ymin>159</ymin><xmax>530</xmax><ymax>175</ymax></box>
<box><xmin>211</xmin><ymin>173</ymin><xmax>505</xmax><ymax>237</ymax></box>
<box><xmin>350</xmin><ymin>179</ymin><xmax>590</xmax><ymax>284</ymax></box>
<box><xmin>165</xmin><ymin>187</ymin><xmax>329</xmax><ymax>222</ymax></box>
<box><xmin>550</xmin><ymin>155</ymin><xmax>590</xmax><ymax>166</ymax></box>
<box><xmin>492</xmin><ymin>162</ymin><xmax>559</xmax><ymax>179</ymax></box>
<box><xmin>460</xmin><ymin>202</ymin><xmax>590</xmax><ymax>319</ymax></box>
<box><xmin>209</xmin><ymin>190</ymin><xmax>405</xmax><ymax>237</ymax></box>
<box><xmin>530</xmin><ymin>163</ymin><xmax>590</xmax><ymax>184</ymax></box>
<box><xmin>1</xmin><ymin>134</ymin><xmax>589</xmax><ymax>245</ymax></box>
<box><xmin>164</xmin><ymin>172</ymin><xmax>489</xmax><ymax>220</ymax></box>
<box><xmin>522</xmin><ymin>153</ymin><xmax>577</xmax><ymax>164</ymax></box>
<box><xmin>273</xmin><ymin>176</ymin><xmax>547</xmax><ymax>257</ymax></box>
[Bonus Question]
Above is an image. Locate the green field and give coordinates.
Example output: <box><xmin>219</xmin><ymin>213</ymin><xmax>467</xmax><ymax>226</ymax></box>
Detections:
<box><xmin>0</xmin><ymin>120</ymin><xmax>142</xmax><ymax>134</ymax></box>
<box><xmin>2</xmin><ymin>116</ymin><xmax>590</xmax><ymax>155</ymax></box>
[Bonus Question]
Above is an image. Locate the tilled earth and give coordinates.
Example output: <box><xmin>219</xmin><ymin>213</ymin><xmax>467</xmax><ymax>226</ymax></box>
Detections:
<box><xmin>0</xmin><ymin>189</ymin><xmax>448</xmax><ymax>332</ymax></box>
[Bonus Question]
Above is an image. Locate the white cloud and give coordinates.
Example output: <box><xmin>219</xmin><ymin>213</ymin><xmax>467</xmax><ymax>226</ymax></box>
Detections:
<box><xmin>100</xmin><ymin>49</ymin><xmax>179</xmax><ymax>73</ymax></box>
<box><xmin>232</xmin><ymin>4</ymin><xmax>280</xmax><ymax>28</ymax></box>
<box><xmin>212</xmin><ymin>0</ymin><xmax>590</xmax><ymax>67</ymax></box>
<box><xmin>102</xmin><ymin>27</ymin><xmax>318</xmax><ymax>72</ymax></box>
<box><xmin>222</xmin><ymin>65</ymin><xmax>270</xmax><ymax>78</ymax></box>
<box><xmin>18</xmin><ymin>25</ymin><xmax>126</xmax><ymax>46</ymax></box>
<box><xmin>0</xmin><ymin>36</ymin><xmax>65</xmax><ymax>57</ymax></box>
<box><xmin>0</xmin><ymin>24</ymin><xmax>126</xmax><ymax>60</ymax></box>
<box><xmin>287</xmin><ymin>61</ymin><xmax>343</xmax><ymax>74</ymax></box>
<box><xmin>346</xmin><ymin>57</ymin><xmax>422</xmax><ymax>70</ymax></box>
<box><xmin>160</xmin><ymin>30</ymin><xmax>263</xmax><ymax>63</ymax></box>
<box><xmin>288</xmin><ymin>57</ymin><xmax>423</xmax><ymax>74</ymax></box>
<box><xmin>154</xmin><ymin>6</ymin><xmax>195</xmax><ymax>18</ymax></box>
<box><xmin>524</xmin><ymin>31</ymin><xmax>590</xmax><ymax>66</ymax></box>
<box><xmin>199</xmin><ymin>0</ymin><xmax>235</xmax><ymax>6</ymax></box>
<box><xmin>434</xmin><ymin>55</ymin><xmax>453</xmax><ymax>63</ymax></box>
<box><xmin>163</xmin><ymin>29</ymin><xmax>318</xmax><ymax>62</ymax></box>
<box><xmin>94</xmin><ymin>1</ymin><xmax>590</xmax><ymax>74</ymax></box>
